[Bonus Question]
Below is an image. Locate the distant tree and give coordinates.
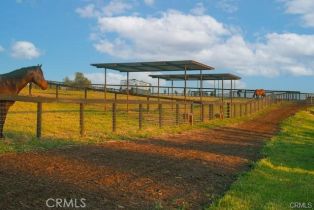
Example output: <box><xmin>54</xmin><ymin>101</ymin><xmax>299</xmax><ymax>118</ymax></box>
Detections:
<box><xmin>73</xmin><ymin>72</ymin><xmax>91</xmax><ymax>87</ymax></box>
<box><xmin>63</xmin><ymin>72</ymin><xmax>91</xmax><ymax>87</ymax></box>
<box><xmin>63</xmin><ymin>76</ymin><xmax>73</xmax><ymax>86</ymax></box>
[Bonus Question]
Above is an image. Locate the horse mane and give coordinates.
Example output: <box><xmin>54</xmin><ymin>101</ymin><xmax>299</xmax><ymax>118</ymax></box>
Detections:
<box><xmin>0</xmin><ymin>66</ymin><xmax>39</xmax><ymax>78</ymax></box>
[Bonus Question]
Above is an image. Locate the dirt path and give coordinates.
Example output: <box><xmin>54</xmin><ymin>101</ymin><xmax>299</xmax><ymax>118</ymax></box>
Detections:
<box><xmin>0</xmin><ymin>104</ymin><xmax>304</xmax><ymax>210</ymax></box>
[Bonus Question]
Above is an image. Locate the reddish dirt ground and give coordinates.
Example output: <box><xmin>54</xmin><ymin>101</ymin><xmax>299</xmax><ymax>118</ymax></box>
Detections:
<box><xmin>0</xmin><ymin>104</ymin><xmax>304</xmax><ymax>210</ymax></box>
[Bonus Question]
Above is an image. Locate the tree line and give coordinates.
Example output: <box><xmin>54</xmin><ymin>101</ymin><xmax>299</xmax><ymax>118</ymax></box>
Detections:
<box><xmin>63</xmin><ymin>72</ymin><xmax>91</xmax><ymax>87</ymax></box>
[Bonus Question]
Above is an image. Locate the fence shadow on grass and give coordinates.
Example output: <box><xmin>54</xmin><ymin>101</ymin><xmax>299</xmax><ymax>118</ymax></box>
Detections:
<box><xmin>0</xmin><ymin>104</ymin><xmax>304</xmax><ymax>209</ymax></box>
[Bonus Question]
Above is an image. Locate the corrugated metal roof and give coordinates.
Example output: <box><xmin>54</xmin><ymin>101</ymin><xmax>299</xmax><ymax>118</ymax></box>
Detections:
<box><xmin>149</xmin><ymin>73</ymin><xmax>241</xmax><ymax>80</ymax></box>
<box><xmin>91</xmin><ymin>60</ymin><xmax>215</xmax><ymax>72</ymax></box>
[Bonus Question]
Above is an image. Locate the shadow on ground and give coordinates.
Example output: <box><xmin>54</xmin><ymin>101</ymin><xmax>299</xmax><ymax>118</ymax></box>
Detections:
<box><xmin>0</xmin><ymin>104</ymin><xmax>303</xmax><ymax>210</ymax></box>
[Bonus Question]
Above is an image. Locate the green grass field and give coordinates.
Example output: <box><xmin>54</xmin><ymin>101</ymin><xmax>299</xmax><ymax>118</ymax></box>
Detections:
<box><xmin>209</xmin><ymin>106</ymin><xmax>314</xmax><ymax>210</ymax></box>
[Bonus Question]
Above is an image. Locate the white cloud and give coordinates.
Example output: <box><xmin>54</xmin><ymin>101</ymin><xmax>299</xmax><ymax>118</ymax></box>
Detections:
<box><xmin>77</xmin><ymin>4</ymin><xmax>314</xmax><ymax>77</ymax></box>
<box><xmin>282</xmin><ymin>0</ymin><xmax>314</xmax><ymax>27</ymax></box>
<box><xmin>95</xmin><ymin>10</ymin><xmax>229</xmax><ymax>59</ymax></box>
<box><xmin>0</xmin><ymin>45</ymin><xmax>4</xmax><ymax>52</ymax></box>
<box><xmin>190</xmin><ymin>2</ymin><xmax>206</xmax><ymax>15</ymax></box>
<box><xmin>84</xmin><ymin>72</ymin><xmax>124</xmax><ymax>84</ymax></box>
<box><xmin>144</xmin><ymin>0</ymin><xmax>154</xmax><ymax>6</ymax></box>
<box><xmin>76</xmin><ymin>0</ymin><xmax>133</xmax><ymax>18</ymax></box>
<box><xmin>76</xmin><ymin>4</ymin><xmax>99</xmax><ymax>18</ymax></box>
<box><xmin>102</xmin><ymin>0</ymin><xmax>132</xmax><ymax>16</ymax></box>
<box><xmin>11</xmin><ymin>41</ymin><xmax>41</xmax><ymax>59</ymax></box>
<box><xmin>217</xmin><ymin>0</ymin><xmax>238</xmax><ymax>14</ymax></box>
<box><xmin>84</xmin><ymin>71</ymin><xmax>164</xmax><ymax>86</ymax></box>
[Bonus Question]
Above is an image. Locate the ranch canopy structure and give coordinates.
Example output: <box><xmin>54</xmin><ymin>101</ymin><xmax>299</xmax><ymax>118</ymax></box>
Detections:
<box><xmin>149</xmin><ymin>73</ymin><xmax>241</xmax><ymax>103</ymax></box>
<box><xmin>91</xmin><ymin>60</ymin><xmax>215</xmax><ymax>108</ymax></box>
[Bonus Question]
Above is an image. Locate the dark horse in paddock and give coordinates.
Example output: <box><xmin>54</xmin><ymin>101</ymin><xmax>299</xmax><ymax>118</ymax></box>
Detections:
<box><xmin>0</xmin><ymin>65</ymin><xmax>48</xmax><ymax>139</ymax></box>
<box><xmin>253</xmin><ymin>89</ymin><xmax>266</xmax><ymax>98</ymax></box>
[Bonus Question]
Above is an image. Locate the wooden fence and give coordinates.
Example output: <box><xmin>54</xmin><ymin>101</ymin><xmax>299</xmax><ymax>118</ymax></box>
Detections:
<box><xmin>0</xmin><ymin>92</ymin><xmax>303</xmax><ymax>139</ymax></box>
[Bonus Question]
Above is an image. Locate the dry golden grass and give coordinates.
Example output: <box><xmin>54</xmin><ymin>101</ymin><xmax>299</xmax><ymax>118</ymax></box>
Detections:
<box><xmin>2</xmin><ymin>85</ymin><xmax>257</xmax><ymax>147</ymax></box>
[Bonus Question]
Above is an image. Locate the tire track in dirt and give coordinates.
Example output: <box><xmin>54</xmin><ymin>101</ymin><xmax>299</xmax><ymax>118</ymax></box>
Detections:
<box><xmin>0</xmin><ymin>103</ymin><xmax>304</xmax><ymax>210</ymax></box>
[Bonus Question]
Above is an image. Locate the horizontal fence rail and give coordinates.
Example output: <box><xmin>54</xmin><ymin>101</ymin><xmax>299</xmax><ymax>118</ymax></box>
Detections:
<box><xmin>27</xmin><ymin>81</ymin><xmax>307</xmax><ymax>101</ymax></box>
<box><xmin>0</xmin><ymin>91</ymin><xmax>312</xmax><ymax>140</ymax></box>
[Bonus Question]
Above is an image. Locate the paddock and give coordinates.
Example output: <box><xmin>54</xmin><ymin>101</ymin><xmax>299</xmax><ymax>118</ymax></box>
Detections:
<box><xmin>0</xmin><ymin>60</ymin><xmax>313</xmax><ymax>209</ymax></box>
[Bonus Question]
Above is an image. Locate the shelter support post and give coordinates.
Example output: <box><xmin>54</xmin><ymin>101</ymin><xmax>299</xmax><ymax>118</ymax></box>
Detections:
<box><xmin>230</xmin><ymin>79</ymin><xmax>233</xmax><ymax>117</ymax></box>
<box><xmin>200</xmin><ymin>70</ymin><xmax>203</xmax><ymax>102</ymax></box>
<box><xmin>184</xmin><ymin>65</ymin><xmax>187</xmax><ymax>114</ymax></box>
<box><xmin>221</xmin><ymin>79</ymin><xmax>224</xmax><ymax>118</ymax></box>
<box><xmin>104</xmin><ymin>68</ymin><xmax>107</xmax><ymax>111</ymax></box>
<box><xmin>127</xmin><ymin>72</ymin><xmax>129</xmax><ymax>113</ymax></box>
<box><xmin>158</xmin><ymin>77</ymin><xmax>160</xmax><ymax>103</ymax></box>
<box><xmin>171</xmin><ymin>80</ymin><xmax>174</xmax><ymax>110</ymax></box>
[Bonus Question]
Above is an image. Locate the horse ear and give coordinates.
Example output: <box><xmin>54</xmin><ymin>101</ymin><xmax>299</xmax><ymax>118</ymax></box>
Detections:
<box><xmin>40</xmin><ymin>64</ymin><xmax>42</xmax><ymax>67</ymax></box>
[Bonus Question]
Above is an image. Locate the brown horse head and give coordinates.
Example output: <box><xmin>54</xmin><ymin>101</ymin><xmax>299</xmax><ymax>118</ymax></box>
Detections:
<box><xmin>31</xmin><ymin>64</ymin><xmax>48</xmax><ymax>90</ymax></box>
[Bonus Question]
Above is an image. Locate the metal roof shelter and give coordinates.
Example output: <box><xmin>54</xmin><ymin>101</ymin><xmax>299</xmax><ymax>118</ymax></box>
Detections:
<box><xmin>91</xmin><ymin>60</ymin><xmax>215</xmax><ymax>72</ymax></box>
<box><xmin>91</xmin><ymin>60</ymin><xmax>215</xmax><ymax>112</ymax></box>
<box><xmin>150</xmin><ymin>73</ymin><xmax>241</xmax><ymax>108</ymax></box>
<box><xmin>149</xmin><ymin>73</ymin><xmax>241</xmax><ymax>81</ymax></box>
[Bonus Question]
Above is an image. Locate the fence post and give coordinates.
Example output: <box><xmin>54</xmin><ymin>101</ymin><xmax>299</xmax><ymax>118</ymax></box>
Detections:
<box><xmin>226</xmin><ymin>103</ymin><xmax>231</xmax><ymax>118</ymax></box>
<box><xmin>159</xmin><ymin>104</ymin><xmax>163</xmax><ymax>128</ymax></box>
<box><xmin>190</xmin><ymin>103</ymin><xmax>194</xmax><ymax>114</ymax></box>
<box><xmin>147</xmin><ymin>96</ymin><xmax>150</xmax><ymax>113</ymax></box>
<box><xmin>80</xmin><ymin>103</ymin><xmax>84</xmax><ymax>136</ymax></box>
<box><xmin>256</xmin><ymin>101</ymin><xmax>258</xmax><ymax>112</ymax></box>
<box><xmin>233</xmin><ymin>104</ymin><xmax>236</xmax><ymax>117</ymax></box>
<box><xmin>139</xmin><ymin>104</ymin><xmax>143</xmax><ymax>130</ymax></box>
<box><xmin>56</xmin><ymin>84</ymin><xmax>59</xmax><ymax>99</ymax></box>
<box><xmin>239</xmin><ymin>104</ymin><xmax>242</xmax><ymax>117</ymax></box>
<box><xmin>201</xmin><ymin>103</ymin><xmax>204</xmax><ymax>122</ymax></box>
<box><xmin>84</xmin><ymin>88</ymin><xmax>87</xmax><ymax>99</ymax></box>
<box><xmin>29</xmin><ymin>83</ymin><xmax>32</xmax><ymax>96</ymax></box>
<box><xmin>112</xmin><ymin>103</ymin><xmax>116</xmax><ymax>132</ymax></box>
<box><xmin>244</xmin><ymin>103</ymin><xmax>249</xmax><ymax>116</ymax></box>
<box><xmin>208</xmin><ymin>104</ymin><xmax>213</xmax><ymax>120</ymax></box>
<box><xmin>176</xmin><ymin>103</ymin><xmax>179</xmax><ymax>125</ymax></box>
<box><xmin>250</xmin><ymin>102</ymin><xmax>252</xmax><ymax>115</ymax></box>
<box><xmin>36</xmin><ymin>102</ymin><xmax>42</xmax><ymax>139</ymax></box>
<box><xmin>220</xmin><ymin>104</ymin><xmax>224</xmax><ymax>120</ymax></box>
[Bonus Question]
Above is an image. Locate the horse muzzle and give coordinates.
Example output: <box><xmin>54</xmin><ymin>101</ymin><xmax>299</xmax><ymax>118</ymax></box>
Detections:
<box><xmin>40</xmin><ymin>80</ymin><xmax>48</xmax><ymax>90</ymax></box>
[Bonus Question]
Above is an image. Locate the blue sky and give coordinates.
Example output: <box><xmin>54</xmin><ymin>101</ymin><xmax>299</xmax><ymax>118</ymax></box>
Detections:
<box><xmin>0</xmin><ymin>0</ymin><xmax>313</xmax><ymax>92</ymax></box>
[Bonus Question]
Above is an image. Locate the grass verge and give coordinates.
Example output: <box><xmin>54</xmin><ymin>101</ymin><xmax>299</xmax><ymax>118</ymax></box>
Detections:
<box><xmin>209</xmin><ymin>106</ymin><xmax>314</xmax><ymax>210</ymax></box>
